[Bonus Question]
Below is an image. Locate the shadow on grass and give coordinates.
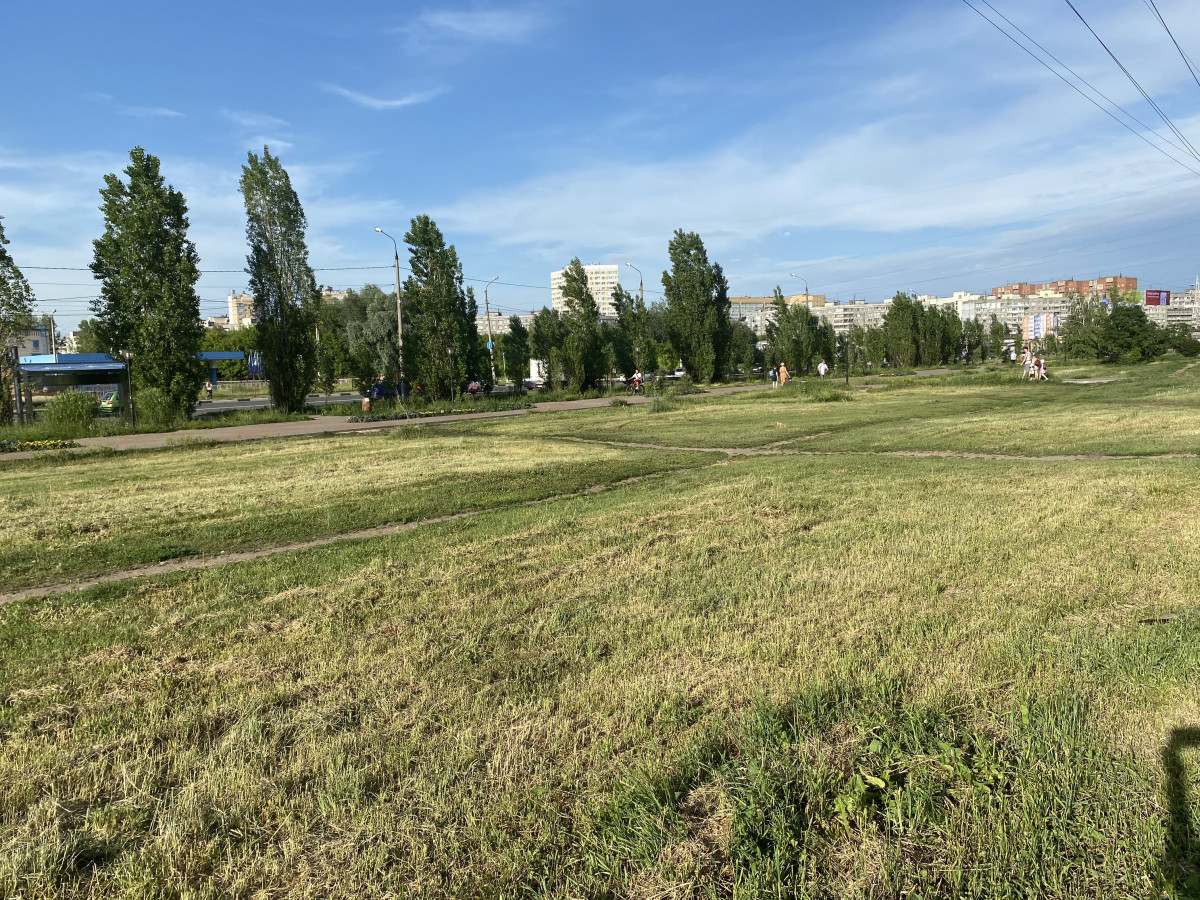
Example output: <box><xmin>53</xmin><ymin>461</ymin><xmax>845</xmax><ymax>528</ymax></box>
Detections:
<box><xmin>1164</xmin><ymin>727</ymin><xmax>1200</xmax><ymax>898</ymax></box>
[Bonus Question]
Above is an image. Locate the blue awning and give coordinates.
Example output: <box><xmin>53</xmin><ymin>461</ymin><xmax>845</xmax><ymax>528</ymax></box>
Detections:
<box><xmin>18</xmin><ymin>361</ymin><xmax>127</xmax><ymax>375</ymax></box>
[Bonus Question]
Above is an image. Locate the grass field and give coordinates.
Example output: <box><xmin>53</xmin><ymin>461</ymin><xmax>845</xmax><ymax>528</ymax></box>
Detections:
<box><xmin>2</xmin><ymin>361</ymin><xmax>1199</xmax><ymax>898</ymax></box>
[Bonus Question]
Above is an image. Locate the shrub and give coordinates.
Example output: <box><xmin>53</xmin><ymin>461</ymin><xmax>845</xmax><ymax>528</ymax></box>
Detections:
<box><xmin>41</xmin><ymin>390</ymin><xmax>99</xmax><ymax>437</ymax></box>
<box><xmin>649</xmin><ymin>396</ymin><xmax>674</xmax><ymax>413</ymax></box>
<box><xmin>133</xmin><ymin>387</ymin><xmax>181</xmax><ymax>430</ymax></box>
<box><xmin>801</xmin><ymin>383</ymin><xmax>853</xmax><ymax>403</ymax></box>
<box><xmin>610</xmin><ymin>398</ymin><xmax>629</xmax><ymax>408</ymax></box>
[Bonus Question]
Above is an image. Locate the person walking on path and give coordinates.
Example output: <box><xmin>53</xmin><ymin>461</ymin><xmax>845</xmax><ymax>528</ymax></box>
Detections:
<box><xmin>204</xmin><ymin>379</ymin><xmax>213</xmax><ymax>401</ymax></box>
<box><xmin>778</xmin><ymin>362</ymin><xmax>790</xmax><ymax>386</ymax></box>
<box><xmin>770</xmin><ymin>366</ymin><xmax>778</xmax><ymax>389</ymax></box>
<box><xmin>1021</xmin><ymin>347</ymin><xmax>1032</xmax><ymax>378</ymax></box>
<box><xmin>817</xmin><ymin>359</ymin><xmax>829</xmax><ymax>378</ymax></box>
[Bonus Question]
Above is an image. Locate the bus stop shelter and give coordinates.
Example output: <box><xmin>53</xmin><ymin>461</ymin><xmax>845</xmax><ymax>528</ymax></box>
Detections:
<box><xmin>14</xmin><ymin>353</ymin><xmax>129</xmax><ymax>423</ymax></box>
<box><xmin>14</xmin><ymin>351</ymin><xmax>245</xmax><ymax>423</ymax></box>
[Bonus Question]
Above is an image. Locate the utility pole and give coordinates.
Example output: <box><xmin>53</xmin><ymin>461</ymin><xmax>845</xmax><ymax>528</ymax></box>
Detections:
<box><xmin>484</xmin><ymin>276</ymin><xmax>499</xmax><ymax>386</ymax></box>
<box><xmin>375</xmin><ymin>228</ymin><xmax>405</xmax><ymax>399</ymax></box>
<box><xmin>625</xmin><ymin>262</ymin><xmax>643</xmax><ymax>368</ymax></box>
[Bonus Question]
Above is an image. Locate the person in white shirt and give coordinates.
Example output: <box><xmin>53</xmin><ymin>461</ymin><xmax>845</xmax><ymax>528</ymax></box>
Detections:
<box><xmin>817</xmin><ymin>360</ymin><xmax>829</xmax><ymax>378</ymax></box>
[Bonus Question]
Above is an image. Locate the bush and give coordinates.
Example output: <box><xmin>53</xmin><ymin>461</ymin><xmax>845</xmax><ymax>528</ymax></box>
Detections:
<box><xmin>801</xmin><ymin>383</ymin><xmax>853</xmax><ymax>403</ymax></box>
<box><xmin>649</xmin><ymin>396</ymin><xmax>674</xmax><ymax>413</ymax></box>
<box><xmin>610</xmin><ymin>397</ymin><xmax>629</xmax><ymax>407</ymax></box>
<box><xmin>133</xmin><ymin>387</ymin><xmax>181</xmax><ymax>430</ymax></box>
<box><xmin>41</xmin><ymin>390</ymin><xmax>99</xmax><ymax>437</ymax></box>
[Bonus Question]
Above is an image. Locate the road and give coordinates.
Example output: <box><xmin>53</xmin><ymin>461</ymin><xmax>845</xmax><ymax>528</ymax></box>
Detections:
<box><xmin>195</xmin><ymin>392</ymin><xmax>360</xmax><ymax>415</ymax></box>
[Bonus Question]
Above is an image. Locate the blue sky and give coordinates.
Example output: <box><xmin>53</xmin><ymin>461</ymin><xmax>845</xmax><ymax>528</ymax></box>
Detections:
<box><xmin>4</xmin><ymin>0</ymin><xmax>1200</xmax><ymax>330</ymax></box>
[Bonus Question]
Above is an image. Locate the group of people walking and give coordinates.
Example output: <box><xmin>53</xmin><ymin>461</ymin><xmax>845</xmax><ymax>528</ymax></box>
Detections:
<box><xmin>769</xmin><ymin>359</ymin><xmax>831</xmax><ymax>388</ymax></box>
<box><xmin>1021</xmin><ymin>347</ymin><xmax>1048</xmax><ymax>381</ymax></box>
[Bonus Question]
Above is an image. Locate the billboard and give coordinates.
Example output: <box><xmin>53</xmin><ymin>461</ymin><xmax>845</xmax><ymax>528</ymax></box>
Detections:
<box><xmin>1145</xmin><ymin>289</ymin><xmax>1171</xmax><ymax>305</ymax></box>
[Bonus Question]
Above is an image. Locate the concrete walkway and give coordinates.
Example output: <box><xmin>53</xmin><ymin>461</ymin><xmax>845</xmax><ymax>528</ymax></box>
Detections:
<box><xmin>0</xmin><ymin>368</ymin><xmax>968</xmax><ymax>462</ymax></box>
<box><xmin>0</xmin><ymin>384</ymin><xmax>769</xmax><ymax>460</ymax></box>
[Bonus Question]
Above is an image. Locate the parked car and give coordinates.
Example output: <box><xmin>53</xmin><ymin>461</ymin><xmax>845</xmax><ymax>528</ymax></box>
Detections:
<box><xmin>98</xmin><ymin>390</ymin><xmax>119</xmax><ymax>413</ymax></box>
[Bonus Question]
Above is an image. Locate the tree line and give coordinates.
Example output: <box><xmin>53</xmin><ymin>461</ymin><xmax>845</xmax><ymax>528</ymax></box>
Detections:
<box><xmin>1057</xmin><ymin>289</ymin><xmax>1200</xmax><ymax>362</ymax></box>
<box><xmin>6</xmin><ymin>145</ymin><xmax>1198</xmax><ymax>426</ymax></box>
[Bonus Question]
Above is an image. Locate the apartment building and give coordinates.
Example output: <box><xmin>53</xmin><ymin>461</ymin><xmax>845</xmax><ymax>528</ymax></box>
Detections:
<box><xmin>550</xmin><ymin>264</ymin><xmax>621</xmax><ymax>317</ymax></box>
<box><xmin>729</xmin><ymin>293</ymin><xmax>828</xmax><ymax>331</ymax></box>
<box><xmin>227</xmin><ymin>291</ymin><xmax>256</xmax><ymax>328</ymax></box>
<box><xmin>991</xmin><ymin>274</ymin><xmax>1137</xmax><ymax>299</ymax></box>
<box><xmin>473</xmin><ymin>311</ymin><xmax>536</xmax><ymax>338</ymax></box>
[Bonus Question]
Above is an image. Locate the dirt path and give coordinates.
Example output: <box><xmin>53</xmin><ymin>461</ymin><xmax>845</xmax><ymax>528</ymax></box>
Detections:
<box><xmin>8</xmin><ymin>433</ymin><xmax>1194</xmax><ymax>606</ymax></box>
<box><xmin>0</xmin><ymin>460</ymin><xmax>726</xmax><ymax>607</ymax></box>
<box><xmin>559</xmin><ymin>436</ymin><xmax>1199</xmax><ymax>463</ymax></box>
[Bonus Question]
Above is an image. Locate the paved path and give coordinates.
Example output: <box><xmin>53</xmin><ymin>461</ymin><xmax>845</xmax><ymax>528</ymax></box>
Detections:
<box><xmin>0</xmin><ymin>368</ymin><xmax>970</xmax><ymax>461</ymax></box>
<box><xmin>0</xmin><ymin>385</ymin><xmax>769</xmax><ymax>460</ymax></box>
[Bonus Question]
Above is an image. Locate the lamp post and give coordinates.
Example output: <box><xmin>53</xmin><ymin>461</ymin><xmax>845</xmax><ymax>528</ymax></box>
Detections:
<box><xmin>120</xmin><ymin>349</ymin><xmax>135</xmax><ymax>427</ymax></box>
<box><xmin>47</xmin><ymin>309</ymin><xmax>58</xmax><ymax>362</ymax></box>
<box><xmin>625</xmin><ymin>262</ymin><xmax>643</xmax><ymax>368</ymax></box>
<box><xmin>788</xmin><ymin>273</ymin><xmax>809</xmax><ymax>301</ymax></box>
<box><xmin>374</xmin><ymin>228</ymin><xmax>405</xmax><ymax>399</ymax></box>
<box><xmin>484</xmin><ymin>275</ymin><xmax>499</xmax><ymax>386</ymax></box>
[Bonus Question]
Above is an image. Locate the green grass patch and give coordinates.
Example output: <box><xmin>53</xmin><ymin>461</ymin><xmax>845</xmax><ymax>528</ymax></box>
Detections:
<box><xmin>0</xmin><ymin>430</ymin><xmax>715</xmax><ymax>590</ymax></box>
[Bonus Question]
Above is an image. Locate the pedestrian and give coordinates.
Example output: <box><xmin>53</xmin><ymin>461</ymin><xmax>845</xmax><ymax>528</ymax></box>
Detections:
<box><xmin>817</xmin><ymin>359</ymin><xmax>829</xmax><ymax>378</ymax></box>
<box><xmin>204</xmin><ymin>379</ymin><xmax>212</xmax><ymax>400</ymax></box>
<box><xmin>1037</xmin><ymin>356</ymin><xmax>1048</xmax><ymax>381</ymax></box>
<box><xmin>1021</xmin><ymin>346</ymin><xmax>1031</xmax><ymax>378</ymax></box>
<box><xmin>778</xmin><ymin>362</ymin><xmax>790</xmax><ymax>385</ymax></box>
<box><xmin>770</xmin><ymin>366</ymin><xmax>778</xmax><ymax>389</ymax></box>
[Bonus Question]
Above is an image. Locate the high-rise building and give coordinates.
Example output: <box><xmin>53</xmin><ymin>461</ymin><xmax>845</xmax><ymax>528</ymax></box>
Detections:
<box><xmin>550</xmin><ymin>264</ymin><xmax>620</xmax><ymax>317</ymax></box>
<box><xmin>227</xmin><ymin>291</ymin><xmax>256</xmax><ymax>328</ymax></box>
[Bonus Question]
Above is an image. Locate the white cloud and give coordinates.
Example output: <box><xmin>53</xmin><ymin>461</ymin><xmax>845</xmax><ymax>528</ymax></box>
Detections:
<box><xmin>322</xmin><ymin>84</ymin><xmax>444</xmax><ymax>110</ymax></box>
<box><xmin>222</xmin><ymin>109</ymin><xmax>289</xmax><ymax>129</ymax></box>
<box><xmin>412</xmin><ymin>6</ymin><xmax>548</xmax><ymax>43</ymax></box>
<box><xmin>117</xmin><ymin>106</ymin><xmax>184</xmax><ymax>118</ymax></box>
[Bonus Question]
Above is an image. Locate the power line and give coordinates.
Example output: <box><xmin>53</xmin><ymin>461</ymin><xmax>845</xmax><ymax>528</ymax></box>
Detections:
<box><xmin>1063</xmin><ymin>0</ymin><xmax>1200</xmax><ymax>161</ymax></box>
<box><xmin>1143</xmin><ymin>0</ymin><xmax>1200</xmax><ymax>90</ymax></box>
<box><xmin>977</xmin><ymin>0</ymin><xmax>1192</xmax><ymax>156</ymax></box>
<box><xmin>962</xmin><ymin>0</ymin><xmax>1200</xmax><ymax>176</ymax></box>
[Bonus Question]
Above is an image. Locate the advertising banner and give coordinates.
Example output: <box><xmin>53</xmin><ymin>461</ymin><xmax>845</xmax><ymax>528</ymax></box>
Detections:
<box><xmin>1145</xmin><ymin>289</ymin><xmax>1171</xmax><ymax>305</ymax></box>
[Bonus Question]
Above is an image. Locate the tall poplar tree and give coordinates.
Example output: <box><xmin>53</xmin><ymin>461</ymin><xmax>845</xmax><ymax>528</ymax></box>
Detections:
<box><xmin>239</xmin><ymin>147</ymin><xmax>319</xmax><ymax>412</ymax></box>
<box><xmin>662</xmin><ymin>230</ymin><xmax>718</xmax><ymax>381</ymax></box>
<box><xmin>558</xmin><ymin>257</ymin><xmax>605</xmax><ymax>390</ymax></box>
<box><xmin>710</xmin><ymin>262</ymin><xmax>733</xmax><ymax>381</ymax></box>
<box><xmin>402</xmin><ymin>215</ymin><xmax>482</xmax><ymax>400</ymax></box>
<box><xmin>767</xmin><ymin>287</ymin><xmax>821</xmax><ymax>374</ymax></box>
<box><xmin>501</xmin><ymin>315</ymin><xmax>530</xmax><ymax>382</ymax></box>
<box><xmin>90</xmin><ymin>147</ymin><xmax>203</xmax><ymax>415</ymax></box>
<box><xmin>0</xmin><ymin>216</ymin><xmax>36</xmax><ymax>425</ymax></box>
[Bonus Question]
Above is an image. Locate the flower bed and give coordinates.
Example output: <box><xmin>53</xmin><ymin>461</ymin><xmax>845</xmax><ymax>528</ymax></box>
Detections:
<box><xmin>0</xmin><ymin>439</ymin><xmax>79</xmax><ymax>454</ymax></box>
<box><xmin>347</xmin><ymin>405</ymin><xmax>532</xmax><ymax>424</ymax></box>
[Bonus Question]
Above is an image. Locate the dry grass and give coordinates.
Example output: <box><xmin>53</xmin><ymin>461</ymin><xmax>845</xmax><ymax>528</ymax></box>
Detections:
<box><xmin>2</xmin><ymin>364</ymin><xmax>1200</xmax><ymax>897</ymax></box>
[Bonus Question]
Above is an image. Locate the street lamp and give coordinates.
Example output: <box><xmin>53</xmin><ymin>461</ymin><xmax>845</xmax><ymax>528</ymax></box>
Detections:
<box><xmin>624</xmin><ymin>262</ymin><xmax>643</xmax><ymax>306</ymax></box>
<box><xmin>625</xmin><ymin>262</ymin><xmax>643</xmax><ymax>368</ymax></box>
<box><xmin>484</xmin><ymin>275</ymin><xmax>499</xmax><ymax>386</ymax></box>
<box><xmin>47</xmin><ymin>309</ymin><xmax>58</xmax><ymax>362</ymax></box>
<box><xmin>120</xmin><ymin>349</ymin><xmax>135</xmax><ymax>427</ymax></box>
<box><xmin>788</xmin><ymin>273</ymin><xmax>809</xmax><ymax>300</ymax></box>
<box><xmin>374</xmin><ymin>227</ymin><xmax>405</xmax><ymax>401</ymax></box>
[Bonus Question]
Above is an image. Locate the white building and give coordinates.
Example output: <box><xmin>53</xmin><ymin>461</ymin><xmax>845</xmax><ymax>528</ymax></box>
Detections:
<box><xmin>474</xmin><ymin>311</ymin><xmax>536</xmax><ymax>338</ymax></box>
<box><xmin>551</xmin><ymin>264</ymin><xmax>620</xmax><ymax>317</ymax></box>
<box><xmin>227</xmin><ymin>291</ymin><xmax>256</xmax><ymax>328</ymax></box>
